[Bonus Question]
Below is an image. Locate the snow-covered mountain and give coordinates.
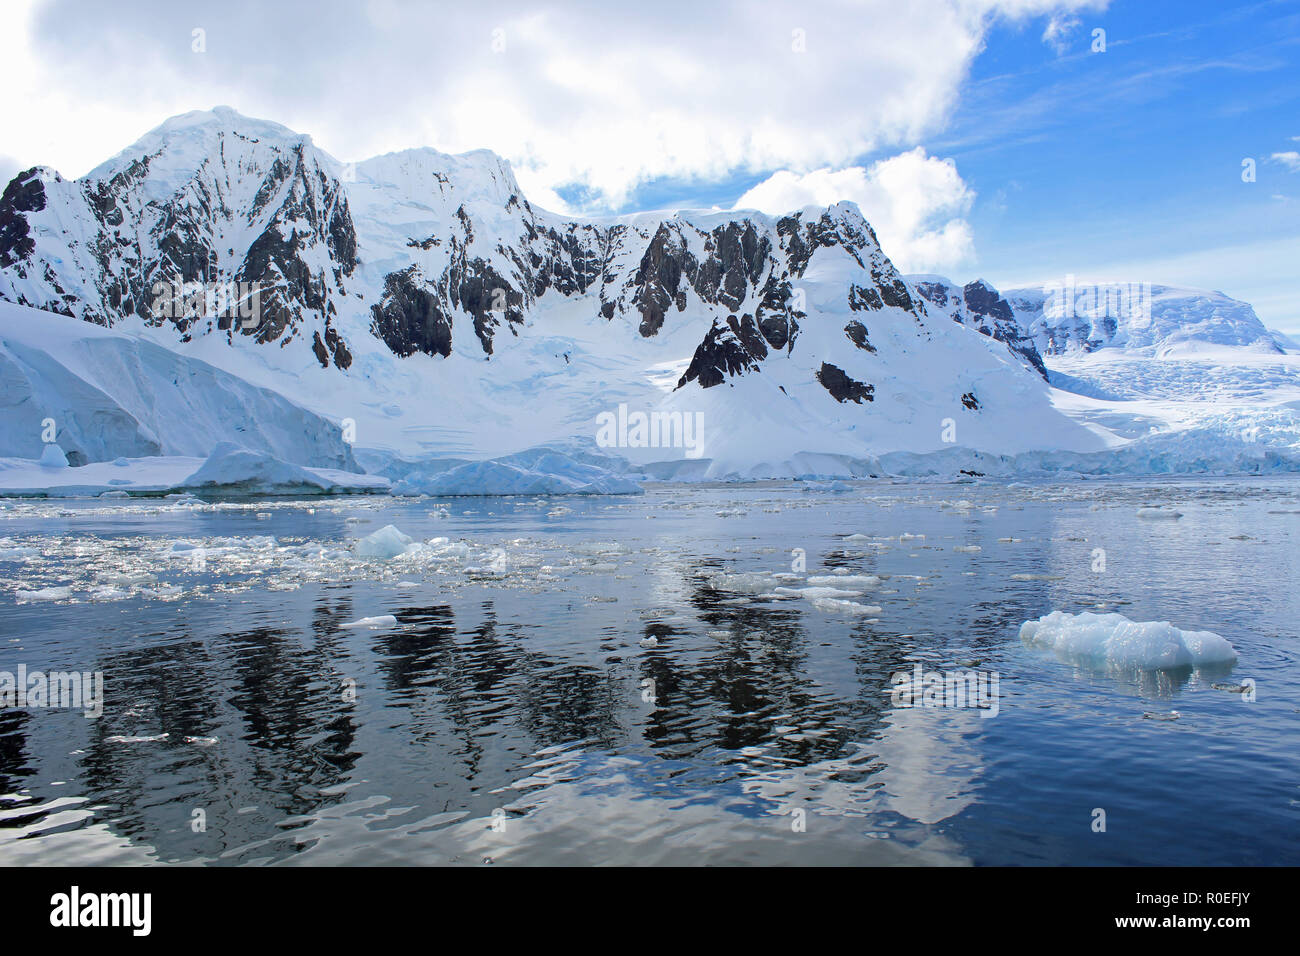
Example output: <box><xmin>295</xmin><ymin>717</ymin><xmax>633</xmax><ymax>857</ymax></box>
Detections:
<box><xmin>908</xmin><ymin>272</ymin><xmax>1300</xmax><ymax>473</ymax></box>
<box><xmin>0</xmin><ymin>107</ymin><xmax>1109</xmax><ymax>475</ymax></box>
<box><xmin>909</xmin><ymin>274</ymin><xmax>1292</xmax><ymax>361</ymax></box>
<box><xmin>1000</xmin><ymin>282</ymin><xmax>1287</xmax><ymax>358</ymax></box>
<box><xmin>908</xmin><ymin>275</ymin><xmax>1047</xmax><ymax>378</ymax></box>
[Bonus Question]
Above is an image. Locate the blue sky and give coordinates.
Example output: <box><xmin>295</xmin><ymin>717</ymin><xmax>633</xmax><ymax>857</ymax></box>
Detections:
<box><xmin>604</xmin><ymin>0</ymin><xmax>1300</xmax><ymax>332</ymax></box>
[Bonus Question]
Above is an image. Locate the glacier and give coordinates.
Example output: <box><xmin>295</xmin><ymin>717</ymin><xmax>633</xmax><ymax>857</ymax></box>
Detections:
<box><xmin>0</xmin><ymin>300</ymin><xmax>359</xmax><ymax>469</ymax></box>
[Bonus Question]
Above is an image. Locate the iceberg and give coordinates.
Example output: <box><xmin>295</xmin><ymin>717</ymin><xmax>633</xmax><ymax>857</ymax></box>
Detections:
<box><xmin>1020</xmin><ymin>610</ymin><xmax>1237</xmax><ymax>669</ymax></box>
<box><xmin>180</xmin><ymin>443</ymin><xmax>389</xmax><ymax>495</ymax></box>
<box><xmin>392</xmin><ymin>451</ymin><xmax>643</xmax><ymax>497</ymax></box>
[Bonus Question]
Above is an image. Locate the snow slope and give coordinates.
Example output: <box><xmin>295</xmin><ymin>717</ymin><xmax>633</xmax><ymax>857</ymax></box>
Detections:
<box><xmin>0</xmin><ymin>299</ymin><xmax>359</xmax><ymax>468</ymax></box>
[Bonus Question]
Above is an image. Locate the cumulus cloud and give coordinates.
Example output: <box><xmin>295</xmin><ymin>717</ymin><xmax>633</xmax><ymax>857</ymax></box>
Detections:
<box><xmin>1041</xmin><ymin>14</ymin><xmax>1082</xmax><ymax>55</ymax></box>
<box><xmin>734</xmin><ymin>149</ymin><xmax>976</xmax><ymax>273</ymax></box>
<box><xmin>2</xmin><ymin>0</ymin><xmax>1107</xmax><ymax>208</ymax></box>
<box><xmin>1268</xmin><ymin>151</ymin><xmax>1300</xmax><ymax>172</ymax></box>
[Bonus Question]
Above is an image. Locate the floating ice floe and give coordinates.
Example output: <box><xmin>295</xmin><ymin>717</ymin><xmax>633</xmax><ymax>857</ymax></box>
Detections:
<box><xmin>800</xmin><ymin>481</ymin><xmax>852</xmax><ymax>493</ymax></box>
<box><xmin>775</xmin><ymin>586</ymin><xmax>864</xmax><ymax>600</ymax></box>
<box><xmin>805</xmin><ymin>574</ymin><xmax>879</xmax><ymax>588</ymax></box>
<box><xmin>1136</xmin><ymin>507</ymin><xmax>1184</xmax><ymax>519</ymax></box>
<box><xmin>703</xmin><ymin>570</ymin><xmax>779</xmax><ymax>595</ymax></box>
<box><xmin>354</xmin><ymin>525</ymin><xmax>414</xmax><ymax>560</ymax></box>
<box><xmin>1020</xmin><ymin>610</ymin><xmax>1237</xmax><ymax>669</ymax></box>
<box><xmin>808</xmin><ymin>597</ymin><xmax>882</xmax><ymax>616</ymax></box>
<box><xmin>339</xmin><ymin>614</ymin><xmax>399</xmax><ymax>629</ymax></box>
<box><xmin>15</xmin><ymin>586</ymin><xmax>72</xmax><ymax>603</ymax></box>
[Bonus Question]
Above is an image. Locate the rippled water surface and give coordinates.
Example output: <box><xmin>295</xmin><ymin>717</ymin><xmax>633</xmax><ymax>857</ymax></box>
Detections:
<box><xmin>1</xmin><ymin>478</ymin><xmax>1297</xmax><ymax>865</ymax></box>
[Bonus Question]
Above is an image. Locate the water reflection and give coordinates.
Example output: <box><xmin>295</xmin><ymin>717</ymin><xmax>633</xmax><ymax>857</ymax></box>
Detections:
<box><xmin>0</xmin><ymin>479</ymin><xmax>1296</xmax><ymax>865</ymax></box>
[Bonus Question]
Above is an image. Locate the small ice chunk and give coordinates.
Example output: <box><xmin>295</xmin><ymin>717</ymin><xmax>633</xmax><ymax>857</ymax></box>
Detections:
<box><xmin>355</xmin><ymin>525</ymin><xmax>414</xmax><ymax>560</ymax></box>
<box><xmin>1136</xmin><ymin>507</ymin><xmax>1183</xmax><ymax>519</ymax></box>
<box><xmin>808</xmin><ymin>598</ymin><xmax>882</xmax><ymax>616</ymax></box>
<box><xmin>806</xmin><ymin>574</ymin><xmax>879</xmax><ymax>588</ymax></box>
<box><xmin>339</xmin><ymin>614</ymin><xmax>399</xmax><ymax>629</ymax></box>
<box><xmin>705</xmin><ymin>571</ymin><xmax>777</xmax><ymax>596</ymax></box>
<box><xmin>776</xmin><ymin>585</ymin><xmax>865</xmax><ymax>600</ymax></box>
<box><xmin>953</xmin><ymin>545</ymin><xmax>982</xmax><ymax>553</ymax></box>
<box><xmin>38</xmin><ymin>444</ymin><xmax>69</xmax><ymax>469</ymax></box>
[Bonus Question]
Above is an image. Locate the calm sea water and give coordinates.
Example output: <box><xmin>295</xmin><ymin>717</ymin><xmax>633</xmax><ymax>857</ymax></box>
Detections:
<box><xmin>1</xmin><ymin>478</ymin><xmax>1296</xmax><ymax>865</ymax></box>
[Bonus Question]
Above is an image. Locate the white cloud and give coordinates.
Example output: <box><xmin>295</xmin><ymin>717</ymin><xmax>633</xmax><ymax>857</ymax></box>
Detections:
<box><xmin>2</xmin><ymin>0</ymin><xmax>1108</xmax><ymax>207</ymax></box>
<box><xmin>1041</xmin><ymin>14</ymin><xmax>1081</xmax><ymax>55</ymax></box>
<box><xmin>1268</xmin><ymin>151</ymin><xmax>1300</xmax><ymax>172</ymax></box>
<box><xmin>734</xmin><ymin>149</ymin><xmax>976</xmax><ymax>273</ymax></box>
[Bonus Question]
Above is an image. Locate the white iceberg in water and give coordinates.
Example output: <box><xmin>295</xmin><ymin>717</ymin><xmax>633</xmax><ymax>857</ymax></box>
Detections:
<box><xmin>180</xmin><ymin>443</ymin><xmax>388</xmax><ymax>495</ymax></box>
<box><xmin>392</xmin><ymin>450</ymin><xmax>643</xmax><ymax>497</ymax></box>
<box><xmin>1020</xmin><ymin>610</ymin><xmax>1237</xmax><ymax>669</ymax></box>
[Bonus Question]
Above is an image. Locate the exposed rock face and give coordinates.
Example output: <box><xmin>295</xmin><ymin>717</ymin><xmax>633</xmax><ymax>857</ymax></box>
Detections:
<box><xmin>369</xmin><ymin>266</ymin><xmax>454</xmax><ymax>358</ymax></box>
<box><xmin>844</xmin><ymin>320</ymin><xmax>876</xmax><ymax>353</ymax></box>
<box><xmin>678</xmin><ymin>314</ymin><xmax>770</xmax><ymax>389</ymax></box>
<box><xmin>0</xmin><ymin>169</ymin><xmax>47</xmax><ymax>270</ymax></box>
<box><xmin>816</xmin><ymin>362</ymin><xmax>874</xmax><ymax>404</ymax></box>
<box><xmin>910</xmin><ymin>276</ymin><xmax>1048</xmax><ymax>379</ymax></box>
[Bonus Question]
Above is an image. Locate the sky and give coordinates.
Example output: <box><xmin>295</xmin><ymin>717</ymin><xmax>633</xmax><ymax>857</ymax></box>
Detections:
<box><xmin>1</xmin><ymin>0</ymin><xmax>1298</xmax><ymax>331</ymax></box>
